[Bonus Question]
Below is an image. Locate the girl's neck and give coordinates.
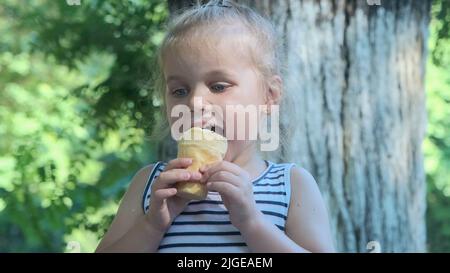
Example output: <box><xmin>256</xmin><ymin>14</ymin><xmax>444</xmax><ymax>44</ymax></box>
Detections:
<box><xmin>224</xmin><ymin>141</ymin><xmax>267</xmax><ymax>182</ymax></box>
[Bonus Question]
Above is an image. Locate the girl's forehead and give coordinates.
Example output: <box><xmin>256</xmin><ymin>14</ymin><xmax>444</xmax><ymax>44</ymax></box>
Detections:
<box><xmin>163</xmin><ymin>32</ymin><xmax>256</xmax><ymax>71</ymax></box>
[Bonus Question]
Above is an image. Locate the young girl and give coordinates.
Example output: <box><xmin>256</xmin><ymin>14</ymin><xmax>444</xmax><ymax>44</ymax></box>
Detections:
<box><xmin>96</xmin><ymin>0</ymin><xmax>335</xmax><ymax>253</ymax></box>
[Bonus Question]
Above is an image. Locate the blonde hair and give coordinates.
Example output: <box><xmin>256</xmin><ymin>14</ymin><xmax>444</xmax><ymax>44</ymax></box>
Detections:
<box><xmin>150</xmin><ymin>0</ymin><xmax>288</xmax><ymax>159</ymax></box>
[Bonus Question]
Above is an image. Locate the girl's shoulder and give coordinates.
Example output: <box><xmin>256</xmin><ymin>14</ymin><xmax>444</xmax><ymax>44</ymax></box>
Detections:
<box><xmin>282</xmin><ymin>164</ymin><xmax>324</xmax><ymax>219</ymax></box>
<box><xmin>289</xmin><ymin>166</ymin><xmax>317</xmax><ymax>190</ymax></box>
<box><xmin>137</xmin><ymin>161</ymin><xmax>167</xmax><ymax>180</ymax></box>
<box><xmin>135</xmin><ymin>163</ymin><xmax>157</xmax><ymax>182</ymax></box>
<box><xmin>126</xmin><ymin>162</ymin><xmax>167</xmax><ymax>204</ymax></box>
<box><xmin>283</xmin><ymin>164</ymin><xmax>335</xmax><ymax>252</ymax></box>
<box><xmin>135</xmin><ymin>162</ymin><xmax>167</xmax><ymax>191</ymax></box>
<box><xmin>266</xmin><ymin>161</ymin><xmax>314</xmax><ymax>181</ymax></box>
<box><xmin>266</xmin><ymin>161</ymin><xmax>319</xmax><ymax>203</ymax></box>
<box><xmin>268</xmin><ymin>161</ymin><xmax>315</xmax><ymax>181</ymax></box>
<box><xmin>128</xmin><ymin>164</ymin><xmax>157</xmax><ymax>197</ymax></box>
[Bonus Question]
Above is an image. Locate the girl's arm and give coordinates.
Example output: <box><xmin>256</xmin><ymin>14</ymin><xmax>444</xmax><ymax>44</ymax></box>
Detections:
<box><xmin>239</xmin><ymin>167</ymin><xmax>335</xmax><ymax>253</ymax></box>
<box><xmin>95</xmin><ymin>165</ymin><xmax>165</xmax><ymax>253</ymax></box>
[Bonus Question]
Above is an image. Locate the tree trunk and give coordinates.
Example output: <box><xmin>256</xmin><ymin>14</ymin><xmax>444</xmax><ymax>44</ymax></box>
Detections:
<box><xmin>166</xmin><ymin>0</ymin><xmax>431</xmax><ymax>252</ymax></box>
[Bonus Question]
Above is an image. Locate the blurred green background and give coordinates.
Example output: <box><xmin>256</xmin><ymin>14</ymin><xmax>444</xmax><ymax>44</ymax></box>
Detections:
<box><xmin>0</xmin><ymin>0</ymin><xmax>449</xmax><ymax>252</ymax></box>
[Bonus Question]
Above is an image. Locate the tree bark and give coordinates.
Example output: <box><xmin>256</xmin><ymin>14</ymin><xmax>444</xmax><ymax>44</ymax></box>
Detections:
<box><xmin>166</xmin><ymin>0</ymin><xmax>431</xmax><ymax>252</ymax></box>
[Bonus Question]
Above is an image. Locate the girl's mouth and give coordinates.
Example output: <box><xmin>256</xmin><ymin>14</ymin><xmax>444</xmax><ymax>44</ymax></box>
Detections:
<box><xmin>191</xmin><ymin>118</ymin><xmax>225</xmax><ymax>136</ymax></box>
<box><xmin>203</xmin><ymin>124</ymin><xmax>225</xmax><ymax>137</ymax></box>
<box><xmin>204</xmin><ymin>124</ymin><xmax>216</xmax><ymax>133</ymax></box>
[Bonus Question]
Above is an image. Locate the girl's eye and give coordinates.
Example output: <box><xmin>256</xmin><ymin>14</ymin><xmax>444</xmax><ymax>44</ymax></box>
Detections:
<box><xmin>210</xmin><ymin>83</ymin><xmax>229</xmax><ymax>93</ymax></box>
<box><xmin>172</xmin><ymin>88</ymin><xmax>188</xmax><ymax>97</ymax></box>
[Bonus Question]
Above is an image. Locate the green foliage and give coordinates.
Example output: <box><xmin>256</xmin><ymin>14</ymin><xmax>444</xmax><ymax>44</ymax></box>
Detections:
<box><xmin>0</xmin><ymin>0</ymin><xmax>167</xmax><ymax>252</ymax></box>
<box><xmin>425</xmin><ymin>0</ymin><xmax>450</xmax><ymax>252</ymax></box>
<box><xmin>431</xmin><ymin>0</ymin><xmax>450</xmax><ymax>66</ymax></box>
<box><xmin>2</xmin><ymin>0</ymin><xmax>167</xmax><ymax>131</ymax></box>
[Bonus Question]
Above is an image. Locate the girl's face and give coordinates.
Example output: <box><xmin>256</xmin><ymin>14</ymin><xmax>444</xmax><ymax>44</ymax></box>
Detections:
<box><xmin>162</xmin><ymin>32</ymin><xmax>269</xmax><ymax>141</ymax></box>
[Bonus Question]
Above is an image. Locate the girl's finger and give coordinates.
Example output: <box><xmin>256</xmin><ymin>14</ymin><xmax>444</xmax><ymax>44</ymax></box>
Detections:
<box><xmin>150</xmin><ymin>188</ymin><xmax>178</xmax><ymax>207</ymax></box>
<box><xmin>158</xmin><ymin>169</ymin><xmax>190</xmax><ymax>183</ymax></box>
<box><xmin>152</xmin><ymin>158</ymin><xmax>193</xmax><ymax>191</ymax></box>
<box><xmin>164</xmin><ymin>158</ymin><xmax>193</xmax><ymax>171</ymax></box>
<box><xmin>201</xmin><ymin>161</ymin><xmax>242</xmax><ymax>182</ymax></box>
<box><xmin>206</xmin><ymin>170</ymin><xmax>242</xmax><ymax>187</ymax></box>
<box><xmin>153</xmin><ymin>169</ymin><xmax>201</xmax><ymax>190</ymax></box>
<box><xmin>206</xmin><ymin>181</ymin><xmax>239</xmax><ymax>198</ymax></box>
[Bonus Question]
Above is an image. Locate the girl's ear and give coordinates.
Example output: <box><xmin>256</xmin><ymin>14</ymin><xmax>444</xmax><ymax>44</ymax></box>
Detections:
<box><xmin>264</xmin><ymin>75</ymin><xmax>283</xmax><ymax>114</ymax></box>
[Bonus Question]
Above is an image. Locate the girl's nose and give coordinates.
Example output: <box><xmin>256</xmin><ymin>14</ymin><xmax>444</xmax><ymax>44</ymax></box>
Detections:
<box><xmin>188</xmin><ymin>95</ymin><xmax>205</xmax><ymax>114</ymax></box>
<box><xmin>187</xmin><ymin>85</ymin><xmax>212</xmax><ymax>112</ymax></box>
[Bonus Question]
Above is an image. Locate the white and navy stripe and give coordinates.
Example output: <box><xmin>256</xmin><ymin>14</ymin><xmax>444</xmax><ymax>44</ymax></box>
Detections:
<box><xmin>142</xmin><ymin>160</ymin><xmax>295</xmax><ymax>253</ymax></box>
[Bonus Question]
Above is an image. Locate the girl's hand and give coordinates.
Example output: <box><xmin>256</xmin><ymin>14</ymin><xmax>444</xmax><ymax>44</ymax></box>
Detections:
<box><xmin>146</xmin><ymin>158</ymin><xmax>201</xmax><ymax>233</ymax></box>
<box><xmin>200</xmin><ymin>161</ymin><xmax>261</xmax><ymax>231</ymax></box>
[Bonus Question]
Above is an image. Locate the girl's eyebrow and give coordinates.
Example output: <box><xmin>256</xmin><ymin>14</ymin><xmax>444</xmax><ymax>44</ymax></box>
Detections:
<box><xmin>166</xmin><ymin>75</ymin><xmax>185</xmax><ymax>83</ymax></box>
<box><xmin>204</xmin><ymin>69</ymin><xmax>236</xmax><ymax>78</ymax></box>
<box><xmin>166</xmin><ymin>70</ymin><xmax>236</xmax><ymax>83</ymax></box>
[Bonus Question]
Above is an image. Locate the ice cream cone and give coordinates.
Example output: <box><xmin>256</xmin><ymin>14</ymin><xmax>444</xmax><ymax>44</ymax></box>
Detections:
<box><xmin>176</xmin><ymin>127</ymin><xmax>228</xmax><ymax>200</ymax></box>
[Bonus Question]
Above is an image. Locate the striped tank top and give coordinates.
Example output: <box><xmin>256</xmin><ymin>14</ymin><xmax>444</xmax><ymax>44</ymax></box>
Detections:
<box><xmin>142</xmin><ymin>160</ymin><xmax>295</xmax><ymax>253</ymax></box>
